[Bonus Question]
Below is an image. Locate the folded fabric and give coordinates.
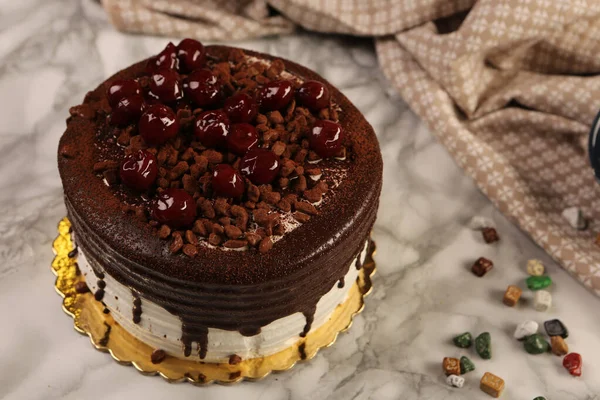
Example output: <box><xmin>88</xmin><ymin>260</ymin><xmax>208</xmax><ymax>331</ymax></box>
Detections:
<box><xmin>101</xmin><ymin>0</ymin><xmax>600</xmax><ymax>296</ymax></box>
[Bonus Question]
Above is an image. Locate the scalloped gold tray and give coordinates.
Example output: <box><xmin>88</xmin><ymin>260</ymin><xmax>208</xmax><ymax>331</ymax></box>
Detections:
<box><xmin>51</xmin><ymin>217</ymin><xmax>376</xmax><ymax>385</ymax></box>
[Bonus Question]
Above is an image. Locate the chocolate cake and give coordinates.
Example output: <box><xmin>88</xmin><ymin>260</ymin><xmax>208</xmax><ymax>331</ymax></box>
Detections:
<box><xmin>58</xmin><ymin>39</ymin><xmax>382</xmax><ymax>363</ymax></box>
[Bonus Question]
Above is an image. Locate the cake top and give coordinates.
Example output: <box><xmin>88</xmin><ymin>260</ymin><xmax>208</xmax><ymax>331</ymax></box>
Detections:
<box><xmin>59</xmin><ymin>42</ymin><xmax>382</xmax><ymax>284</ymax></box>
<box><xmin>72</xmin><ymin>39</ymin><xmax>351</xmax><ymax>255</ymax></box>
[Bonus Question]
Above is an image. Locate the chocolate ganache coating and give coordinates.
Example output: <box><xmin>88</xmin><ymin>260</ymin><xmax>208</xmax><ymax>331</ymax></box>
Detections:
<box><xmin>58</xmin><ymin>45</ymin><xmax>382</xmax><ymax>357</ymax></box>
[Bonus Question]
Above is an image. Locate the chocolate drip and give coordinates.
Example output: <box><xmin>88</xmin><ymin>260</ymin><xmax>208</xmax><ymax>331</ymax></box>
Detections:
<box><xmin>337</xmin><ymin>277</ymin><xmax>345</xmax><ymax>288</ymax></box>
<box><xmin>300</xmin><ymin>305</ymin><xmax>317</xmax><ymax>338</ymax></box>
<box><xmin>94</xmin><ymin>279</ymin><xmax>105</xmax><ymax>301</ymax></box>
<box><xmin>132</xmin><ymin>291</ymin><xmax>142</xmax><ymax>324</ymax></box>
<box><xmin>182</xmin><ymin>324</ymin><xmax>209</xmax><ymax>359</ymax></box>
<box><xmin>68</xmin><ymin>246</ymin><xmax>79</xmax><ymax>258</ymax></box>
<box><xmin>355</xmin><ymin>247</ymin><xmax>364</xmax><ymax>270</ymax></box>
<box><xmin>98</xmin><ymin>322</ymin><xmax>111</xmax><ymax>346</ymax></box>
<box><xmin>298</xmin><ymin>342</ymin><xmax>307</xmax><ymax>360</ymax></box>
<box><xmin>239</xmin><ymin>326</ymin><xmax>261</xmax><ymax>336</ymax></box>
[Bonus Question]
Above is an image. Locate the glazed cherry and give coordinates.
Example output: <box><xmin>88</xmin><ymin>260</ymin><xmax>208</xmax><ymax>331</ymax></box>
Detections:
<box><xmin>224</xmin><ymin>92</ymin><xmax>257</xmax><ymax>123</ymax></box>
<box><xmin>194</xmin><ymin>110</ymin><xmax>230</xmax><ymax>148</ymax></box>
<box><xmin>109</xmin><ymin>95</ymin><xmax>145</xmax><ymax>127</ymax></box>
<box><xmin>149</xmin><ymin>68</ymin><xmax>183</xmax><ymax>103</ymax></box>
<box><xmin>183</xmin><ymin>69</ymin><xmax>221</xmax><ymax>107</ymax></box>
<box><xmin>146</xmin><ymin>42</ymin><xmax>179</xmax><ymax>73</ymax></box>
<box><xmin>296</xmin><ymin>81</ymin><xmax>330</xmax><ymax>111</ymax></box>
<box><xmin>177</xmin><ymin>38</ymin><xmax>206</xmax><ymax>73</ymax></box>
<box><xmin>257</xmin><ymin>80</ymin><xmax>294</xmax><ymax>111</ymax></box>
<box><xmin>227</xmin><ymin>123</ymin><xmax>258</xmax><ymax>156</ymax></box>
<box><xmin>211</xmin><ymin>164</ymin><xmax>245</xmax><ymax>198</ymax></box>
<box><xmin>240</xmin><ymin>149</ymin><xmax>281</xmax><ymax>185</ymax></box>
<box><xmin>309</xmin><ymin>120</ymin><xmax>344</xmax><ymax>158</ymax></box>
<box><xmin>139</xmin><ymin>104</ymin><xmax>180</xmax><ymax>146</ymax></box>
<box><xmin>107</xmin><ymin>79</ymin><xmax>141</xmax><ymax>108</ymax></box>
<box><xmin>152</xmin><ymin>188</ymin><xmax>196</xmax><ymax>229</ymax></box>
<box><xmin>119</xmin><ymin>149</ymin><xmax>158</xmax><ymax>191</ymax></box>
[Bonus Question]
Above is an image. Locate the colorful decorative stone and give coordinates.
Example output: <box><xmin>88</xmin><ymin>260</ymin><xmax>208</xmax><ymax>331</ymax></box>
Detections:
<box><xmin>526</xmin><ymin>259</ymin><xmax>545</xmax><ymax>276</ymax></box>
<box><xmin>563</xmin><ymin>353</ymin><xmax>582</xmax><ymax>376</ymax></box>
<box><xmin>534</xmin><ymin>290</ymin><xmax>552</xmax><ymax>312</ymax></box>
<box><xmin>514</xmin><ymin>320</ymin><xmax>539</xmax><ymax>340</ymax></box>
<box><xmin>482</xmin><ymin>227</ymin><xmax>500</xmax><ymax>243</ymax></box>
<box><xmin>480</xmin><ymin>372</ymin><xmax>505</xmax><ymax>398</ymax></box>
<box><xmin>503</xmin><ymin>285</ymin><xmax>522</xmax><ymax>307</ymax></box>
<box><xmin>551</xmin><ymin>336</ymin><xmax>569</xmax><ymax>356</ymax></box>
<box><xmin>446</xmin><ymin>374</ymin><xmax>465</xmax><ymax>388</ymax></box>
<box><xmin>453</xmin><ymin>332</ymin><xmax>472</xmax><ymax>348</ymax></box>
<box><xmin>524</xmin><ymin>334</ymin><xmax>550</xmax><ymax>355</ymax></box>
<box><xmin>460</xmin><ymin>356</ymin><xmax>475</xmax><ymax>374</ymax></box>
<box><xmin>443</xmin><ymin>357</ymin><xmax>461</xmax><ymax>376</ymax></box>
<box><xmin>526</xmin><ymin>276</ymin><xmax>552</xmax><ymax>290</ymax></box>
<box><xmin>475</xmin><ymin>332</ymin><xmax>492</xmax><ymax>359</ymax></box>
<box><xmin>472</xmin><ymin>257</ymin><xmax>494</xmax><ymax>277</ymax></box>
<box><xmin>544</xmin><ymin>319</ymin><xmax>568</xmax><ymax>338</ymax></box>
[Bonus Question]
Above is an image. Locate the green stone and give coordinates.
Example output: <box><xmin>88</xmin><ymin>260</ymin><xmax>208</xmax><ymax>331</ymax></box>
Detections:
<box><xmin>526</xmin><ymin>275</ymin><xmax>552</xmax><ymax>290</ymax></box>
<box><xmin>460</xmin><ymin>356</ymin><xmax>475</xmax><ymax>374</ymax></box>
<box><xmin>475</xmin><ymin>332</ymin><xmax>492</xmax><ymax>359</ymax></box>
<box><xmin>533</xmin><ymin>397</ymin><xmax>546</xmax><ymax>400</ymax></box>
<box><xmin>524</xmin><ymin>334</ymin><xmax>550</xmax><ymax>354</ymax></box>
<box><xmin>453</xmin><ymin>332</ymin><xmax>472</xmax><ymax>348</ymax></box>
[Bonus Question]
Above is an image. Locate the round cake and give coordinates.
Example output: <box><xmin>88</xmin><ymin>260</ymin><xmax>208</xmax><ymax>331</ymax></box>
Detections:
<box><xmin>58</xmin><ymin>40</ymin><xmax>382</xmax><ymax>364</ymax></box>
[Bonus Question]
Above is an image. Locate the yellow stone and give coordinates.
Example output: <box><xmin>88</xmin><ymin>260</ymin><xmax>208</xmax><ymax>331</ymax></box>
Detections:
<box><xmin>526</xmin><ymin>259</ymin><xmax>544</xmax><ymax>276</ymax></box>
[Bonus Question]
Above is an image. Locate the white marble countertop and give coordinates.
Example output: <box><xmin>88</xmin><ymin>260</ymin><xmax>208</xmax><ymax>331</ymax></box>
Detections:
<box><xmin>1</xmin><ymin>1</ymin><xmax>599</xmax><ymax>399</ymax></box>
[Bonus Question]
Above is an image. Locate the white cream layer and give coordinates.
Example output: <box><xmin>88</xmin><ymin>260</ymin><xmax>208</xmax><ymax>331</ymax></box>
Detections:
<box><xmin>77</xmin><ymin>240</ymin><xmax>368</xmax><ymax>363</ymax></box>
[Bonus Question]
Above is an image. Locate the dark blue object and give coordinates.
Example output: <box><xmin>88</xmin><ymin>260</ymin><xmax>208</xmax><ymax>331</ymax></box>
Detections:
<box><xmin>588</xmin><ymin>109</ymin><xmax>600</xmax><ymax>181</ymax></box>
<box><xmin>544</xmin><ymin>319</ymin><xmax>568</xmax><ymax>338</ymax></box>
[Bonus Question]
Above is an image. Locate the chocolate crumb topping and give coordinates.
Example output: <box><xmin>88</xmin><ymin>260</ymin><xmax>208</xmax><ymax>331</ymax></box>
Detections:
<box><xmin>228</xmin><ymin>354</ymin><xmax>242</xmax><ymax>365</ymax></box>
<box><xmin>151</xmin><ymin>349</ymin><xmax>167</xmax><ymax>364</ymax></box>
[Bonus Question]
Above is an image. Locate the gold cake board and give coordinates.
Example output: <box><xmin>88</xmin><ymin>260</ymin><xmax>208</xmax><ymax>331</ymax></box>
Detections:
<box><xmin>51</xmin><ymin>217</ymin><xmax>376</xmax><ymax>385</ymax></box>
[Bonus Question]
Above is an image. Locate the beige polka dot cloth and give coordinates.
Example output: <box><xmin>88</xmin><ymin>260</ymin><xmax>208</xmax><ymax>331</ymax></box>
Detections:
<box><xmin>102</xmin><ymin>0</ymin><xmax>600</xmax><ymax>296</ymax></box>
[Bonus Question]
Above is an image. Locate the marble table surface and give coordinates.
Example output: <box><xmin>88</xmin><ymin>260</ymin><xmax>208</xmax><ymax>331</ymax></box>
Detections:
<box><xmin>1</xmin><ymin>1</ymin><xmax>599</xmax><ymax>399</ymax></box>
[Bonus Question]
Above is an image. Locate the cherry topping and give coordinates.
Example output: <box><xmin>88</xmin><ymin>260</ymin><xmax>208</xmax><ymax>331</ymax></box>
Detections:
<box><xmin>149</xmin><ymin>68</ymin><xmax>183</xmax><ymax>103</ymax></box>
<box><xmin>227</xmin><ymin>123</ymin><xmax>258</xmax><ymax>156</ymax></box>
<box><xmin>146</xmin><ymin>42</ymin><xmax>179</xmax><ymax>73</ymax></box>
<box><xmin>177</xmin><ymin>39</ymin><xmax>207</xmax><ymax>73</ymax></box>
<box><xmin>309</xmin><ymin>120</ymin><xmax>344</xmax><ymax>158</ymax></box>
<box><xmin>119</xmin><ymin>149</ymin><xmax>158</xmax><ymax>191</ymax></box>
<box><xmin>183</xmin><ymin>69</ymin><xmax>221</xmax><ymax>107</ymax></box>
<box><xmin>240</xmin><ymin>149</ymin><xmax>281</xmax><ymax>184</ymax></box>
<box><xmin>109</xmin><ymin>95</ymin><xmax>145</xmax><ymax>127</ymax></box>
<box><xmin>107</xmin><ymin>79</ymin><xmax>141</xmax><ymax>108</ymax></box>
<box><xmin>296</xmin><ymin>81</ymin><xmax>330</xmax><ymax>111</ymax></box>
<box><xmin>257</xmin><ymin>80</ymin><xmax>294</xmax><ymax>111</ymax></box>
<box><xmin>224</xmin><ymin>92</ymin><xmax>257</xmax><ymax>123</ymax></box>
<box><xmin>139</xmin><ymin>104</ymin><xmax>180</xmax><ymax>145</ymax></box>
<box><xmin>152</xmin><ymin>188</ymin><xmax>196</xmax><ymax>229</ymax></box>
<box><xmin>211</xmin><ymin>164</ymin><xmax>245</xmax><ymax>198</ymax></box>
<box><xmin>194</xmin><ymin>110</ymin><xmax>230</xmax><ymax>148</ymax></box>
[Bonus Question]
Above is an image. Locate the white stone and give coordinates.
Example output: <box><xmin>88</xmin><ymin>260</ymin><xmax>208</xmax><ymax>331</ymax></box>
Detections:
<box><xmin>526</xmin><ymin>259</ymin><xmax>545</xmax><ymax>276</ymax></box>
<box><xmin>446</xmin><ymin>374</ymin><xmax>465</xmax><ymax>388</ymax></box>
<box><xmin>534</xmin><ymin>290</ymin><xmax>552</xmax><ymax>312</ymax></box>
<box><xmin>514</xmin><ymin>320</ymin><xmax>539</xmax><ymax>340</ymax></box>
<box><xmin>468</xmin><ymin>216</ymin><xmax>495</xmax><ymax>230</ymax></box>
<box><xmin>561</xmin><ymin>207</ymin><xmax>587</xmax><ymax>230</ymax></box>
